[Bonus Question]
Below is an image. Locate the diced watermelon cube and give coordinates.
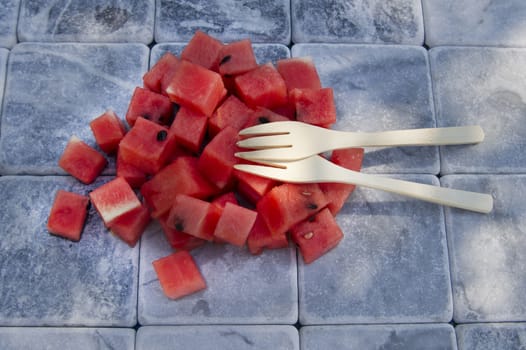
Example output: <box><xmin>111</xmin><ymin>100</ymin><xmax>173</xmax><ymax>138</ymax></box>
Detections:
<box><xmin>165</xmin><ymin>60</ymin><xmax>227</xmax><ymax>116</ymax></box>
<box><xmin>213</xmin><ymin>203</ymin><xmax>257</xmax><ymax>247</ymax></box>
<box><xmin>319</xmin><ymin>148</ymin><xmax>364</xmax><ymax>215</ymax></box>
<box><xmin>152</xmin><ymin>251</ymin><xmax>206</xmax><ymax>300</ymax></box>
<box><xmin>218</xmin><ymin>39</ymin><xmax>258</xmax><ymax>76</ymax></box>
<box><xmin>247</xmin><ymin>215</ymin><xmax>289</xmax><ymax>255</ymax></box>
<box><xmin>234</xmin><ymin>169</ymin><xmax>276</xmax><ymax>205</ymax></box>
<box><xmin>208</xmin><ymin>95</ymin><xmax>254</xmax><ymax>137</ymax></box>
<box><xmin>125</xmin><ymin>87</ymin><xmax>175</xmax><ymax>127</ymax></box>
<box><xmin>89</xmin><ymin>109</ymin><xmax>127</xmax><ymax>155</ymax></box>
<box><xmin>242</xmin><ymin>106</ymin><xmax>290</xmax><ymax>129</ymax></box>
<box><xmin>58</xmin><ymin>135</ymin><xmax>108</xmax><ymax>185</ymax></box>
<box><xmin>116</xmin><ymin>151</ymin><xmax>148</xmax><ymax>189</ymax></box>
<box><xmin>169</xmin><ymin>106</ymin><xmax>208</xmax><ymax>153</ymax></box>
<box><xmin>181</xmin><ymin>30</ymin><xmax>224</xmax><ymax>71</ymax></box>
<box><xmin>47</xmin><ymin>190</ymin><xmax>90</xmax><ymax>241</ymax></box>
<box><xmin>141</xmin><ymin>156</ymin><xmax>217</xmax><ymax>218</ymax></box>
<box><xmin>159</xmin><ymin>215</ymin><xmax>206</xmax><ymax>251</ymax></box>
<box><xmin>290</xmin><ymin>208</ymin><xmax>344</xmax><ymax>264</ymax></box>
<box><xmin>198</xmin><ymin>126</ymin><xmax>239</xmax><ymax>190</ymax></box>
<box><xmin>257</xmin><ymin>183</ymin><xmax>329</xmax><ymax>236</ymax></box>
<box><xmin>143</xmin><ymin>52</ymin><xmax>180</xmax><ymax>95</ymax></box>
<box><xmin>234</xmin><ymin>62</ymin><xmax>288</xmax><ymax>109</ymax></box>
<box><xmin>89</xmin><ymin>177</ymin><xmax>142</xmax><ymax>227</ymax></box>
<box><xmin>290</xmin><ymin>88</ymin><xmax>336</xmax><ymax>127</ymax></box>
<box><xmin>109</xmin><ymin>204</ymin><xmax>151</xmax><ymax>247</ymax></box>
<box><xmin>118</xmin><ymin>117</ymin><xmax>176</xmax><ymax>175</ymax></box>
<box><xmin>167</xmin><ymin>194</ymin><xmax>216</xmax><ymax>241</ymax></box>
<box><xmin>276</xmin><ymin>57</ymin><xmax>322</xmax><ymax>91</ymax></box>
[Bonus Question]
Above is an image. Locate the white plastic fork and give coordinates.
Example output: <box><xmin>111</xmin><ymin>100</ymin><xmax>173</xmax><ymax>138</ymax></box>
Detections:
<box><xmin>234</xmin><ymin>156</ymin><xmax>493</xmax><ymax>213</ymax></box>
<box><xmin>236</xmin><ymin>121</ymin><xmax>485</xmax><ymax>162</ymax></box>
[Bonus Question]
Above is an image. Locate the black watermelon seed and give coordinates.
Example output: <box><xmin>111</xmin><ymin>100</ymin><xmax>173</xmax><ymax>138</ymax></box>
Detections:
<box><xmin>219</xmin><ymin>55</ymin><xmax>232</xmax><ymax>66</ymax></box>
<box><xmin>142</xmin><ymin>113</ymin><xmax>151</xmax><ymax>120</ymax></box>
<box><xmin>174</xmin><ymin>219</ymin><xmax>185</xmax><ymax>232</ymax></box>
<box><xmin>306</xmin><ymin>203</ymin><xmax>318</xmax><ymax>210</ymax></box>
<box><xmin>308</xmin><ymin>215</ymin><xmax>316</xmax><ymax>222</ymax></box>
<box><xmin>258</xmin><ymin>116</ymin><xmax>270</xmax><ymax>124</ymax></box>
<box><xmin>157</xmin><ymin>130</ymin><xmax>168</xmax><ymax>141</ymax></box>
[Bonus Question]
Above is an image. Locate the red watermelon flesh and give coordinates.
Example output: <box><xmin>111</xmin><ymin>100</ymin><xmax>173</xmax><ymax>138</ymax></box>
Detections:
<box><xmin>218</xmin><ymin>39</ymin><xmax>258</xmax><ymax>76</ymax></box>
<box><xmin>89</xmin><ymin>177</ymin><xmax>142</xmax><ymax>227</ymax></box>
<box><xmin>47</xmin><ymin>190</ymin><xmax>90</xmax><ymax>241</ymax></box>
<box><xmin>257</xmin><ymin>183</ymin><xmax>329</xmax><ymax>236</ymax></box>
<box><xmin>125</xmin><ymin>87</ymin><xmax>175</xmax><ymax>127</ymax></box>
<box><xmin>167</xmin><ymin>194</ymin><xmax>215</xmax><ymax>241</ymax></box>
<box><xmin>213</xmin><ymin>202</ymin><xmax>257</xmax><ymax>247</ymax></box>
<box><xmin>320</xmin><ymin>148</ymin><xmax>365</xmax><ymax>215</ymax></box>
<box><xmin>208</xmin><ymin>95</ymin><xmax>254</xmax><ymax>137</ymax></box>
<box><xmin>290</xmin><ymin>207</ymin><xmax>344</xmax><ymax>264</ymax></box>
<box><xmin>291</xmin><ymin>87</ymin><xmax>337</xmax><ymax>127</ymax></box>
<box><xmin>165</xmin><ymin>60</ymin><xmax>227</xmax><ymax>116</ymax></box>
<box><xmin>276</xmin><ymin>57</ymin><xmax>322</xmax><ymax>91</ymax></box>
<box><xmin>58</xmin><ymin>135</ymin><xmax>108</xmax><ymax>185</ymax></box>
<box><xmin>170</xmin><ymin>106</ymin><xmax>208</xmax><ymax>153</ymax></box>
<box><xmin>109</xmin><ymin>204</ymin><xmax>150</xmax><ymax>247</ymax></box>
<box><xmin>118</xmin><ymin>117</ymin><xmax>176</xmax><ymax>175</ymax></box>
<box><xmin>198</xmin><ymin>126</ymin><xmax>240</xmax><ymax>190</ymax></box>
<box><xmin>116</xmin><ymin>151</ymin><xmax>148</xmax><ymax>189</ymax></box>
<box><xmin>152</xmin><ymin>251</ymin><xmax>206</xmax><ymax>300</ymax></box>
<box><xmin>181</xmin><ymin>30</ymin><xmax>223</xmax><ymax>71</ymax></box>
<box><xmin>140</xmin><ymin>156</ymin><xmax>217</xmax><ymax>218</ymax></box>
<box><xmin>234</xmin><ymin>169</ymin><xmax>276</xmax><ymax>205</ymax></box>
<box><xmin>143</xmin><ymin>52</ymin><xmax>180</xmax><ymax>95</ymax></box>
<box><xmin>89</xmin><ymin>109</ymin><xmax>127</xmax><ymax>155</ymax></box>
<box><xmin>247</xmin><ymin>215</ymin><xmax>288</xmax><ymax>255</ymax></box>
<box><xmin>242</xmin><ymin>106</ymin><xmax>290</xmax><ymax>129</ymax></box>
<box><xmin>159</xmin><ymin>215</ymin><xmax>206</xmax><ymax>251</ymax></box>
<box><xmin>234</xmin><ymin>62</ymin><xmax>288</xmax><ymax>109</ymax></box>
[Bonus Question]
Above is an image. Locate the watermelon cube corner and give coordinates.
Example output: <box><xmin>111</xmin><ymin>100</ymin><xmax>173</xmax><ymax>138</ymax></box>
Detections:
<box><xmin>165</xmin><ymin>60</ymin><xmax>227</xmax><ymax>117</ymax></box>
<box><xmin>58</xmin><ymin>135</ymin><xmax>108</xmax><ymax>185</ymax></box>
<box><xmin>152</xmin><ymin>250</ymin><xmax>207</xmax><ymax>300</ymax></box>
<box><xmin>213</xmin><ymin>202</ymin><xmax>258</xmax><ymax>247</ymax></box>
<box><xmin>290</xmin><ymin>208</ymin><xmax>344</xmax><ymax>264</ymax></box>
<box><xmin>47</xmin><ymin>189</ymin><xmax>90</xmax><ymax>242</ymax></box>
<box><xmin>89</xmin><ymin>176</ymin><xmax>142</xmax><ymax>227</ymax></box>
<box><xmin>89</xmin><ymin>109</ymin><xmax>127</xmax><ymax>155</ymax></box>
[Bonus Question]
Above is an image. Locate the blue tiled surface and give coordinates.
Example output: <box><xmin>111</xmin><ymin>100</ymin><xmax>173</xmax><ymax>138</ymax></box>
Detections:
<box><xmin>1</xmin><ymin>1</ymin><xmax>525</xmax><ymax>348</ymax></box>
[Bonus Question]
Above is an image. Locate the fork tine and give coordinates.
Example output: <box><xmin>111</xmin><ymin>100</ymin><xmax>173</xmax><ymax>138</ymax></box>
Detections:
<box><xmin>233</xmin><ymin>162</ymin><xmax>289</xmax><ymax>181</ymax></box>
<box><xmin>238</xmin><ymin>120</ymin><xmax>294</xmax><ymax>136</ymax></box>
<box><xmin>236</xmin><ymin>134</ymin><xmax>293</xmax><ymax>149</ymax></box>
<box><xmin>235</xmin><ymin>148</ymin><xmax>292</xmax><ymax>162</ymax></box>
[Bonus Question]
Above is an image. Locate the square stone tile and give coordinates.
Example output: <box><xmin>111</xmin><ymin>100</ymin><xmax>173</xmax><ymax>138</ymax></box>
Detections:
<box><xmin>423</xmin><ymin>0</ymin><xmax>526</xmax><ymax>47</ymax></box>
<box><xmin>138</xmin><ymin>222</ymin><xmax>298</xmax><ymax>325</ymax></box>
<box><xmin>301</xmin><ymin>324</ymin><xmax>457</xmax><ymax>350</ymax></box>
<box><xmin>0</xmin><ymin>176</ymin><xmax>139</xmax><ymax>326</ymax></box>
<box><xmin>155</xmin><ymin>0</ymin><xmax>291</xmax><ymax>44</ymax></box>
<box><xmin>17</xmin><ymin>0</ymin><xmax>154</xmax><ymax>44</ymax></box>
<box><xmin>298</xmin><ymin>175</ymin><xmax>452</xmax><ymax>324</ymax></box>
<box><xmin>442</xmin><ymin>175</ymin><xmax>526</xmax><ymax>323</ymax></box>
<box><xmin>136</xmin><ymin>325</ymin><xmax>299</xmax><ymax>349</ymax></box>
<box><xmin>150</xmin><ymin>42</ymin><xmax>290</xmax><ymax>68</ymax></box>
<box><xmin>456</xmin><ymin>323</ymin><xmax>526</xmax><ymax>350</ymax></box>
<box><xmin>291</xmin><ymin>0</ymin><xmax>424</xmax><ymax>45</ymax></box>
<box><xmin>430</xmin><ymin>47</ymin><xmax>526</xmax><ymax>174</ymax></box>
<box><xmin>0</xmin><ymin>43</ymin><xmax>149</xmax><ymax>175</ymax></box>
<box><xmin>0</xmin><ymin>327</ymin><xmax>135</xmax><ymax>349</ymax></box>
<box><xmin>292</xmin><ymin>44</ymin><xmax>439</xmax><ymax>174</ymax></box>
<box><xmin>0</xmin><ymin>0</ymin><xmax>20</xmax><ymax>48</ymax></box>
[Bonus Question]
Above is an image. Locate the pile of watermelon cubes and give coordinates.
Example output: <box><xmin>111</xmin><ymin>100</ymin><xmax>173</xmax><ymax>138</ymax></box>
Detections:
<box><xmin>47</xmin><ymin>30</ymin><xmax>364</xmax><ymax>300</ymax></box>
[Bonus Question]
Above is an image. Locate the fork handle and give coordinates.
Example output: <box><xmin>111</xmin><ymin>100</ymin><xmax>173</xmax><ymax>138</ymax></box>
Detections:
<box><xmin>324</xmin><ymin>161</ymin><xmax>493</xmax><ymax>213</ymax></box>
<box><xmin>329</xmin><ymin>125</ymin><xmax>484</xmax><ymax>149</ymax></box>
